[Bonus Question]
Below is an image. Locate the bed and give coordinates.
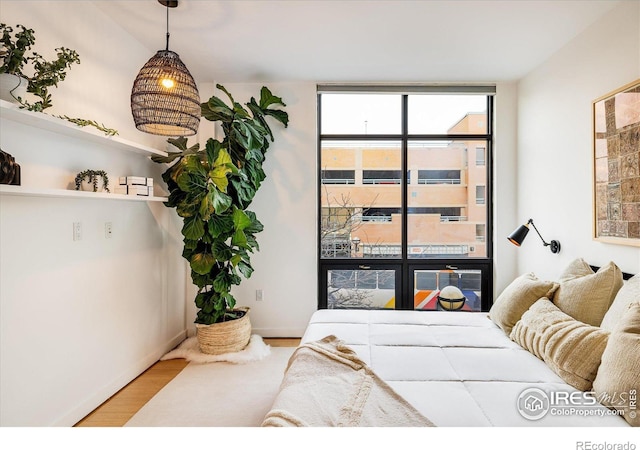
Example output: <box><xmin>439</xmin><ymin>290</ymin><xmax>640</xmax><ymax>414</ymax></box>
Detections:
<box><xmin>262</xmin><ymin>259</ymin><xmax>639</xmax><ymax>427</ymax></box>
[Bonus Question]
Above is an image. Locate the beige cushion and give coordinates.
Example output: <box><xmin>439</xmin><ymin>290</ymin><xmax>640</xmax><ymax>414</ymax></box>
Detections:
<box><xmin>559</xmin><ymin>257</ymin><xmax>594</xmax><ymax>281</ymax></box>
<box><xmin>489</xmin><ymin>273</ymin><xmax>558</xmax><ymax>335</ymax></box>
<box><xmin>553</xmin><ymin>261</ymin><xmax>624</xmax><ymax>327</ymax></box>
<box><xmin>510</xmin><ymin>298</ymin><xmax>609</xmax><ymax>391</ymax></box>
<box><xmin>593</xmin><ymin>302</ymin><xmax>640</xmax><ymax>427</ymax></box>
<box><xmin>600</xmin><ymin>275</ymin><xmax>640</xmax><ymax>332</ymax></box>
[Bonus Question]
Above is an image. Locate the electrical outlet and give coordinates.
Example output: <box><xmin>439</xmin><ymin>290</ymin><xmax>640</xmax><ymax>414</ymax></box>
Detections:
<box><xmin>73</xmin><ymin>222</ymin><xmax>82</xmax><ymax>241</ymax></box>
<box><xmin>256</xmin><ymin>289</ymin><xmax>264</xmax><ymax>301</ymax></box>
<box><xmin>105</xmin><ymin>222</ymin><xmax>113</xmax><ymax>239</ymax></box>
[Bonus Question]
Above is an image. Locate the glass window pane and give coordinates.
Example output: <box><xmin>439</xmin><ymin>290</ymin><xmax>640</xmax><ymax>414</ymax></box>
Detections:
<box><xmin>413</xmin><ymin>269</ymin><xmax>482</xmax><ymax>312</ymax></box>
<box><xmin>321</xmin><ymin>141</ymin><xmax>402</xmax><ymax>259</ymax></box>
<box><xmin>321</xmin><ymin>94</ymin><xmax>401</xmax><ymax>134</ymax></box>
<box><xmin>327</xmin><ymin>269</ymin><xmax>395</xmax><ymax>309</ymax></box>
<box><xmin>408</xmin><ymin>95</ymin><xmax>487</xmax><ymax>134</ymax></box>
<box><xmin>407</xmin><ymin>140</ymin><xmax>487</xmax><ymax>258</ymax></box>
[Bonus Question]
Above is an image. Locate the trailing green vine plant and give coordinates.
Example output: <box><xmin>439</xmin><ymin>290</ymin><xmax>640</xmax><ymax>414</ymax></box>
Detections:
<box><xmin>152</xmin><ymin>85</ymin><xmax>288</xmax><ymax>325</ymax></box>
<box><xmin>75</xmin><ymin>169</ymin><xmax>110</xmax><ymax>193</ymax></box>
<box><xmin>0</xmin><ymin>23</ymin><xmax>118</xmax><ymax>136</ymax></box>
<box><xmin>56</xmin><ymin>115</ymin><xmax>118</xmax><ymax>136</ymax></box>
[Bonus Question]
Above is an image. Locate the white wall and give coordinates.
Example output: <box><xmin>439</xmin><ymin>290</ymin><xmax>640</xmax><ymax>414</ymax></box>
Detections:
<box><xmin>0</xmin><ymin>1</ymin><xmax>188</xmax><ymax>426</ymax></box>
<box><xmin>516</xmin><ymin>1</ymin><xmax>640</xmax><ymax>280</ymax></box>
<box><xmin>494</xmin><ymin>82</ymin><xmax>519</xmax><ymax>293</ymax></box>
<box><xmin>191</xmin><ymin>82</ymin><xmax>319</xmax><ymax>337</ymax></box>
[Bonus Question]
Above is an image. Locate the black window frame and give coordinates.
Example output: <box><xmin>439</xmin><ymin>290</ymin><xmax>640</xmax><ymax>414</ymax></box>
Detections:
<box><xmin>317</xmin><ymin>86</ymin><xmax>494</xmax><ymax>312</ymax></box>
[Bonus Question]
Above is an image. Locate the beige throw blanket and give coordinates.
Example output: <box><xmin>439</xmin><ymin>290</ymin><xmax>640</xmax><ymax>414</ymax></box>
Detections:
<box><xmin>261</xmin><ymin>335</ymin><xmax>434</xmax><ymax>427</ymax></box>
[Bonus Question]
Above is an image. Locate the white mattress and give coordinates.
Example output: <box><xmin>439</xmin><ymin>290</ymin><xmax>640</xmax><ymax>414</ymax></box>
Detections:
<box><xmin>301</xmin><ymin>309</ymin><xmax>628</xmax><ymax>427</ymax></box>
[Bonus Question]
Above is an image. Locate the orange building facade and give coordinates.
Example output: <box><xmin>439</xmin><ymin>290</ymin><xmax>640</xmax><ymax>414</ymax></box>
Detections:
<box><xmin>321</xmin><ymin>113</ymin><xmax>488</xmax><ymax>259</ymax></box>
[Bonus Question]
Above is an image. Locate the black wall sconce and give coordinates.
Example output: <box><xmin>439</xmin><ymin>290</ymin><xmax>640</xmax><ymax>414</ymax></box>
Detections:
<box><xmin>508</xmin><ymin>219</ymin><xmax>561</xmax><ymax>254</ymax></box>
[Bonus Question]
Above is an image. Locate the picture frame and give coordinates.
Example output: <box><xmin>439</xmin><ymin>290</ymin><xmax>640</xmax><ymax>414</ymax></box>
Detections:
<box><xmin>592</xmin><ymin>78</ymin><xmax>640</xmax><ymax>246</ymax></box>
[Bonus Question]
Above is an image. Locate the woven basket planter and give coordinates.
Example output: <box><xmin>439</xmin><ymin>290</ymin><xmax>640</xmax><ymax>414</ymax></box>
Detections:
<box><xmin>195</xmin><ymin>307</ymin><xmax>251</xmax><ymax>355</ymax></box>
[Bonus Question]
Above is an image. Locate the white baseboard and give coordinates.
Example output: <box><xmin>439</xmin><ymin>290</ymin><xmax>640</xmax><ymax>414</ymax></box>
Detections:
<box><xmin>52</xmin><ymin>330</ymin><xmax>187</xmax><ymax>427</ymax></box>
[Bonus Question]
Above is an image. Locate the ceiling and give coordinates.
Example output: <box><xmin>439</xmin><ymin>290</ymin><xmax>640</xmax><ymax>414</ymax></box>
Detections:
<box><xmin>94</xmin><ymin>0</ymin><xmax>621</xmax><ymax>84</ymax></box>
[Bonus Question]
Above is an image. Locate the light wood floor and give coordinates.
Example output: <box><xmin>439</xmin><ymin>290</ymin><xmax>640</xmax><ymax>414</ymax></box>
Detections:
<box><xmin>74</xmin><ymin>338</ymin><xmax>300</xmax><ymax>427</ymax></box>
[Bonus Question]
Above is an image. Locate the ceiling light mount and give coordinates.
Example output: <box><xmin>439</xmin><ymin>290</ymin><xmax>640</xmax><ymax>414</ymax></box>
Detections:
<box><xmin>158</xmin><ymin>1</ymin><xmax>178</xmax><ymax>8</ymax></box>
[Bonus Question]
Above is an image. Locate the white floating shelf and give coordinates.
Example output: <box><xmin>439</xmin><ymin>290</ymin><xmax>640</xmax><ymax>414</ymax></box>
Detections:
<box><xmin>0</xmin><ymin>99</ymin><xmax>168</xmax><ymax>158</ymax></box>
<box><xmin>0</xmin><ymin>185</ymin><xmax>168</xmax><ymax>202</ymax></box>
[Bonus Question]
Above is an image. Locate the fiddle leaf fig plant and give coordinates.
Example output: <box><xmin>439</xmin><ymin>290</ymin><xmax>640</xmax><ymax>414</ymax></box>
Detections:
<box><xmin>153</xmin><ymin>85</ymin><xmax>288</xmax><ymax>325</ymax></box>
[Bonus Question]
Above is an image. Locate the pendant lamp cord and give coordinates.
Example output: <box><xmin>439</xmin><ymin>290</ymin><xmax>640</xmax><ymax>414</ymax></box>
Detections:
<box><xmin>165</xmin><ymin>4</ymin><xmax>170</xmax><ymax>51</ymax></box>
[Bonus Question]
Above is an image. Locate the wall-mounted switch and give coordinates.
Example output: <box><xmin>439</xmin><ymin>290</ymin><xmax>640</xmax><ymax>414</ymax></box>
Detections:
<box><xmin>73</xmin><ymin>222</ymin><xmax>82</xmax><ymax>241</ymax></box>
<box><xmin>256</xmin><ymin>289</ymin><xmax>264</xmax><ymax>301</ymax></box>
<box><xmin>105</xmin><ymin>222</ymin><xmax>112</xmax><ymax>239</ymax></box>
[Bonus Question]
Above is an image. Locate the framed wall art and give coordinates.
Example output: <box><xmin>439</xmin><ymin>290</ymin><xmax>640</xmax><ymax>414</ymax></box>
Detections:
<box><xmin>592</xmin><ymin>78</ymin><xmax>640</xmax><ymax>246</ymax></box>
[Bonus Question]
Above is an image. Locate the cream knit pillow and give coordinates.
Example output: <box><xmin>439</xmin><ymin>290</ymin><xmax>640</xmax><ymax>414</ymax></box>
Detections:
<box><xmin>593</xmin><ymin>302</ymin><xmax>640</xmax><ymax>427</ymax></box>
<box><xmin>489</xmin><ymin>273</ymin><xmax>558</xmax><ymax>335</ymax></box>
<box><xmin>553</xmin><ymin>261</ymin><xmax>623</xmax><ymax>327</ymax></box>
<box><xmin>510</xmin><ymin>298</ymin><xmax>610</xmax><ymax>392</ymax></box>
<box><xmin>600</xmin><ymin>275</ymin><xmax>640</xmax><ymax>332</ymax></box>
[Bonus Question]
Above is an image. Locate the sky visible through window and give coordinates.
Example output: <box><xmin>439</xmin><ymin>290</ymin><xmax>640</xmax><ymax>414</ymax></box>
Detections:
<box><xmin>321</xmin><ymin>93</ymin><xmax>487</xmax><ymax>135</ymax></box>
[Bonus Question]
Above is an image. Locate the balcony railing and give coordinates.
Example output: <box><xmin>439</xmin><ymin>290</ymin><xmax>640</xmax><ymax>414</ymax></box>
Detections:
<box><xmin>362</xmin><ymin>215</ymin><xmax>392</xmax><ymax>222</ymax></box>
<box><xmin>321</xmin><ymin>178</ymin><xmax>355</xmax><ymax>184</ymax></box>
<box><xmin>439</xmin><ymin>216</ymin><xmax>467</xmax><ymax>222</ymax></box>
<box><xmin>362</xmin><ymin>179</ymin><xmax>402</xmax><ymax>185</ymax></box>
<box><xmin>418</xmin><ymin>178</ymin><xmax>461</xmax><ymax>185</ymax></box>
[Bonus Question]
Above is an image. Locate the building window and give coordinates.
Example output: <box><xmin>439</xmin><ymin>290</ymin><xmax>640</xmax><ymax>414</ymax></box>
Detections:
<box><xmin>476</xmin><ymin>185</ymin><xmax>485</xmax><ymax>205</ymax></box>
<box><xmin>318</xmin><ymin>85</ymin><xmax>494</xmax><ymax>312</ymax></box>
<box><xmin>476</xmin><ymin>224</ymin><xmax>486</xmax><ymax>242</ymax></box>
<box><xmin>476</xmin><ymin>147</ymin><xmax>486</xmax><ymax>166</ymax></box>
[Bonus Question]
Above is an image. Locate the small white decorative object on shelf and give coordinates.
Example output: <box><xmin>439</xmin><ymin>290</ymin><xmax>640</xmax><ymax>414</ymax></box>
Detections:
<box><xmin>119</xmin><ymin>176</ymin><xmax>153</xmax><ymax>187</ymax></box>
<box><xmin>114</xmin><ymin>185</ymin><xmax>153</xmax><ymax>197</ymax></box>
<box><xmin>117</xmin><ymin>176</ymin><xmax>153</xmax><ymax>196</ymax></box>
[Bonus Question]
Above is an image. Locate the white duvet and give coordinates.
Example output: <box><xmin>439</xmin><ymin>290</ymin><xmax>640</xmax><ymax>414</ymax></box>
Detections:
<box><xmin>300</xmin><ymin>309</ymin><xmax>628</xmax><ymax>427</ymax></box>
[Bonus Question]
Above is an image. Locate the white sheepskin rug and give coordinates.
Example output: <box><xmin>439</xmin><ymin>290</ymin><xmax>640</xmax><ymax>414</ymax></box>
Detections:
<box><xmin>161</xmin><ymin>334</ymin><xmax>271</xmax><ymax>364</ymax></box>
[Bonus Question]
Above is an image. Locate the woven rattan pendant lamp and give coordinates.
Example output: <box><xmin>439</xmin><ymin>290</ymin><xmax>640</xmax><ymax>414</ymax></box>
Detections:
<box><xmin>131</xmin><ymin>0</ymin><xmax>200</xmax><ymax>136</ymax></box>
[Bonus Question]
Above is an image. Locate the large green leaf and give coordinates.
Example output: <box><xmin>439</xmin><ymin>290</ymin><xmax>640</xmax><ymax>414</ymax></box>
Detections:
<box><xmin>231</xmin><ymin>229</ymin><xmax>248</xmax><ymax>248</ymax></box>
<box><xmin>259</xmin><ymin>86</ymin><xmax>286</xmax><ymax>110</ymax></box>
<box><xmin>201</xmin><ymin>96</ymin><xmax>233</xmax><ymax>122</ymax></box>
<box><xmin>245</xmin><ymin>234</ymin><xmax>260</xmax><ymax>252</ymax></box>
<box><xmin>244</xmin><ymin>211</ymin><xmax>264</xmax><ymax>234</ymax></box>
<box><xmin>213</xmin><ymin>240</ymin><xmax>233</xmax><ymax>261</ymax></box>
<box><xmin>232</xmin><ymin>207</ymin><xmax>252</xmax><ymax>231</ymax></box>
<box><xmin>209</xmin><ymin>166</ymin><xmax>230</xmax><ymax>193</ymax></box>
<box><xmin>151</xmin><ymin>137</ymin><xmax>200</xmax><ymax>164</ymax></box>
<box><xmin>262</xmin><ymin>109</ymin><xmax>289</xmax><ymax>128</ymax></box>
<box><xmin>209</xmin><ymin>148</ymin><xmax>235</xmax><ymax>192</ymax></box>
<box><xmin>190</xmin><ymin>251</ymin><xmax>215</xmax><ymax>275</ymax></box>
<box><xmin>182</xmin><ymin>215</ymin><xmax>205</xmax><ymax>240</ymax></box>
<box><xmin>245</xmin><ymin>148</ymin><xmax>264</xmax><ymax>162</ymax></box>
<box><xmin>199</xmin><ymin>194</ymin><xmax>214</xmax><ymax>220</ymax></box>
<box><xmin>213</xmin><ymin>270</ymin><xmax>232</xmax><ymax>293</ymax></box>
<box><xmin>176</xmin><ymin>196</ymin><xmax>200</xmax><ymax>218</ymax></box>
<box><xmin>223</xmin><ymin>293</ymin><xmax>236</xmax><ymax>311</ymax></box>
<box><xmin>237</xmin><ymin>261</ymin><xmax>254</xmax><ymax>278</ymax></box>
<box><xmin>191</xmin><ymin>271</ymin><xmax>211</xmax><ymax>289</ymax></box>
<box><xmin>208</xmin><ymin>214</ymin><xmax>234</xmax><ymax>238</ymax></box>
<box><xmin>205</xmin><ymin>138</ymin><xmax>223</xmax><ymax>166</ymax></box>
<box><xmin>210</xmin><ymin>187</ymin><xmax>232</xmax><ymax>214</ymax></box>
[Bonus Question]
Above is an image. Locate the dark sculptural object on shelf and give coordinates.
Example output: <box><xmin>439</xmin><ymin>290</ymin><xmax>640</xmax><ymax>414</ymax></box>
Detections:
<box><xmin>0</xmin><ymin>149</ymin><xmax>21</xmax><ymax>185</ymax></box>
